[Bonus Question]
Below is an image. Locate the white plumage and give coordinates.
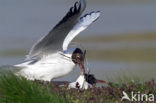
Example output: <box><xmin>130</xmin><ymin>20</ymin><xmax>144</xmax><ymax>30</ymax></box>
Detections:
<box><xmin>68</xmin><ymin>75</ymin><xmax>91</xmax><ymax>89</ymax></box>
<box><xmin>16</xmin><ymin>52</ymin><xmax>75</xmax><ymax>81</ymax></box>
<box><xmin>63</xmin><ymin>12</ymin><xmax>100</xmax><ymax>51</ymax></box>
<box><xmin>14</xmin><ymin>0</ymin><xmax>100</xmax><ymax>82</ymax></box>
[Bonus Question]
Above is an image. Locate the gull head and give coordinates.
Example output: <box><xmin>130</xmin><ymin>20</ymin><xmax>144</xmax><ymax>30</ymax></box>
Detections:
<box><xmin>63</xmin><ymin>47</ymin><xmax>86</xmax><ymax>74</ymax></box>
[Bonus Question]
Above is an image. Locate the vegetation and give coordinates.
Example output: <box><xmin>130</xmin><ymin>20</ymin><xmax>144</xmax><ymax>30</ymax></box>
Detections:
<box><xmin>0</xmin><ymin>72</ymin><xmax>156</xmax><ymax>103</ymax></box>
<box><xmin>0</xmin><ymin>32</ymin><xmax>156</xmax><ymax>102</ymax></box>
<box><xmin>0</xmin><ymin>72</ymin><xmax>67</xmax><ymax>103</ymax></box>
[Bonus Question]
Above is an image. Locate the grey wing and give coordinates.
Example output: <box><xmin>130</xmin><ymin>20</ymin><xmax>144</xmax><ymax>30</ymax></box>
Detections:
<box><xmin>27</xmin><ymin>0</ymin><xmax>86</xmax><ymax>60</ymax></box>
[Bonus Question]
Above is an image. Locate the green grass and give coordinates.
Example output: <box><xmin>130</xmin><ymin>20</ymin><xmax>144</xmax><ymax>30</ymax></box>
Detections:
<box><xmin>0</xmin><ymin>71</ymin><xmax>156</xmax><ymax>103</ymax></box>
<box><xmin>0</xmin><ymin>72</ymin><xmax>67</xmax><ymax>103</ymax></box>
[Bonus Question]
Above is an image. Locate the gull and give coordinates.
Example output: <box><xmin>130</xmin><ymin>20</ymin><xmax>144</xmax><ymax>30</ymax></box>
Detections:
<box><xmin>68</xmin><ymin>73</ymin><xmax>105</xmax><ymax>89</ymax></box>
<box><xmin>14</xmin><ymin>0</ymin><xmax>100</xmax><ymax>82</ymax></box>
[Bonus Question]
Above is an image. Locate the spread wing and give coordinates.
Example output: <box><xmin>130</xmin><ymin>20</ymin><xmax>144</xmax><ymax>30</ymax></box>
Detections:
<box><xmin>63</xmin><ymin>11</ymin><xmax>100</xmax><ymax>51</ymax></box>
<box><xmin>27</xmin><ymin>0</ymin><xmax>86</xmax><ymax>59</ymax></box>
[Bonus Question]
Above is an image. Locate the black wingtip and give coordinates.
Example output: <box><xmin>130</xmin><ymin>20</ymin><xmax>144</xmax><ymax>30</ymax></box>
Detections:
<box><xmin>54</xmin><ymin>0</ymin><xmax>85</xmax><ymax>28</ymax></box>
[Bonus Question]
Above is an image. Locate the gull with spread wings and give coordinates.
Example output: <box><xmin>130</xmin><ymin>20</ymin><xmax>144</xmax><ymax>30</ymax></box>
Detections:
<box><xmin>15</xmin><ymin>0</ymin><xmax>100</xmax><ymax>81</ymax></box>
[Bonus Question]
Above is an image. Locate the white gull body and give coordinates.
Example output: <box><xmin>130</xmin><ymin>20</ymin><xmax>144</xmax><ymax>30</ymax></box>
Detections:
<box><xmin>68</xmin><ymin>75</ymin><xmax>91</xmax><ymax>89</ymax></box>
<box><xmin>16</xmin><ymin>52</ymin><xmax>75</xmax><ymax>81</ymax></box>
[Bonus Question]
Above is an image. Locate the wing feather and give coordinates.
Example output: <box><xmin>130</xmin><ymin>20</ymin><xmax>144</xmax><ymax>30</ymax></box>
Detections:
<box><xmin>27</xmin><ymin>0</ymin><xmax>86</xmax><ymax>59</ymax></box>
<box><xmin>63</xmin><ymin>11</ymin><xmax>101</xmax><ymax>51</ymax></box>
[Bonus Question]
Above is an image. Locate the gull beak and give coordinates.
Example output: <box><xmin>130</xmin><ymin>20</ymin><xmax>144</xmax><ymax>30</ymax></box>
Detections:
<box><xmin>78</xmin><ymin>50</ymin><xmax>87</xmax><ymax>74</ymax></box>
<box><xmin>78</xmin><ymin>62</ymin><xmax>85</xmax><ymax>75</ymax></box>
<box><xmin>96</xmin><ymin>79</ymin><xmax>105</xmax><ymax>83</ymax></box>
<box><xmin>71</xmin><ymin>49</ymin><xmax>87</xmax><ymax>75</ymax></box>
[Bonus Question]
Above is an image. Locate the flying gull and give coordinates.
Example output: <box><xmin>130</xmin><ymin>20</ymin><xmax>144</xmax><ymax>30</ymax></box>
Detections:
<box><xmin>15</xmin><ymin>0</ymin><xmax>100</xmax><ymax>81</ymax></box>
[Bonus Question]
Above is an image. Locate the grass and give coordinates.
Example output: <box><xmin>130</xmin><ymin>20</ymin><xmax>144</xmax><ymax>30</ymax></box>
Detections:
<box><xmin>0</xmin><ymin>71</ymin><xmax>67</xmax><ymax>103</ymax></box>
<box><xmin>0</xmin><ymin>32</ymin><xmax>156</xmax><ymax>102</ymax></box>
<box><xmin>0</xmin><ymin>71</ymin><xmax>156</xmax><ymax>103</ymax></box>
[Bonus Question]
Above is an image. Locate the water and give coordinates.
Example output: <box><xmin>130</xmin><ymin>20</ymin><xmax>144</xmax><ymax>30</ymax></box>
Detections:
<box><xmin>0</xmin><ymin>0</ymin><xmax>156</xmax><ymax>81</ymax></box>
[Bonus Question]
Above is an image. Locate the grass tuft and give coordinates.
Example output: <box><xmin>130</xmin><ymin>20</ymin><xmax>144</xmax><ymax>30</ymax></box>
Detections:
<box><xmin>0</xmin><ymin>71</ymin><xmax>67</xmax><ymax>103</ymax></box>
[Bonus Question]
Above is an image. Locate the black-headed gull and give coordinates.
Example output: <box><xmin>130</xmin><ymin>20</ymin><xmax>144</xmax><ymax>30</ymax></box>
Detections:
<box><xmin>14</xmin><ymin>0</ymin><xmax>100</xmax><ymax>81</ymax></box>
<box><xmin>68</xmin><ymin>73</ymin><xmax>105</xmax><ymax>89</ymax></box>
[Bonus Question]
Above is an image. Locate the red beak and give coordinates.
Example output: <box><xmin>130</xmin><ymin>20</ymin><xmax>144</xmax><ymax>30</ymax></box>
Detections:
<box><xmin>96</xmin><ymin>80</ymin><xmax>105</xmax><ymax>83</ymax></box>
<box><xmin>78</xmin><ymin>63</ymin><xmax>85</xmax><ymax>74</ymax></box>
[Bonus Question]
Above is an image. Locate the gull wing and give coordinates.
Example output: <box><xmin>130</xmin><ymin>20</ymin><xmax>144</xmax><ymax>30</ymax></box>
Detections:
<box><xmin>27</xmin><ymin>0</ymin><xmax>86</xmax><ymax>59</ymax></box>
<box><xmin>63</xmin><ymin>11</ymin><xmax>101</xmax><ymax>51</ymax></box>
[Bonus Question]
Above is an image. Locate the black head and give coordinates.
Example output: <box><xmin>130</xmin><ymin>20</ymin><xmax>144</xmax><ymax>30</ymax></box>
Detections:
<box><xmin>84</xmin><ymin>73</ymin><xmax>105</xmax><ymax>85</ymax></box>
<box><xmin>84</xmin><ymin>73</ymin><xmax>97</xmax><ymax>85</ymax></box>
<box><xmin>72</xmin><ymin>48</ymin><xmax>85</xmax><ymax>64</ymax></box>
